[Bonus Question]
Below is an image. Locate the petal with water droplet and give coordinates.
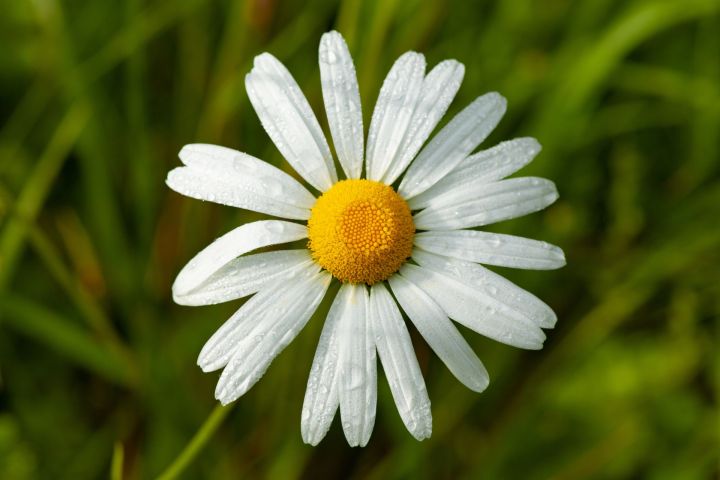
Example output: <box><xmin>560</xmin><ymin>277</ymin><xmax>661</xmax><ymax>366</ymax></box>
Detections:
<box><xmin>414</xmin><ymin>230</ymin><xmax>566</xmax><ymax>270</ymax></box>
<box><xmin>301</xmin><ymin>287</ymin><xmax>345</xmax><ymax>445</ymax></box>
<box><xmin>175</xmin><ymin>250</ymin><xmax>314</xmax><ymax>306</ymax></box>
<box><xmin>409</xmin><ymin>137</ymin><xmax>542</xmax><ymax>209</ymax></box>
<box><xmin>214</xmin><ymin>271</ymin><xmax>332</xmax><ymax>404</ymax></box>
<box><xmin>246</xmin><ymin>53</ymin><xmax>337</xmax><ymax>191</ymax></box>
<box><xmin>370</xmin><ymin>283</ymin><xmax>432</xmax><ymax>440</ymax></box>
<box><xmin>197</xmin><ymin>263</ymin><xmax>323</xmax><ymax>372</ymax></box>
<box><xmin>336</xmin><ymin>284</ymin><xmax>376</xmax><ymax>447</ymax></box>
<box><xmin>399</xmin><ymin>92</ymin><xmax>507</xmax><ymax>199</ymax></box>
<box><xmin>172</xmin><ymin>220</ymin><xmax>307</xmax><ymax>299</ymax></box>
<box><xmin>167</xmin><ymin>144</ymin><xmax>315</xmax><ymax>219</ymax></box>
<box><xmin>411</xmin><ymin>249</ymin><xmax>556</xmax><ymax>329</ymax></box>
<box><xmin>388</xmin><ymin>274</ymin><xmax>489</xmax><ymax>392</ymax></box>
<box><xmin>412</xmin><ymin>177</ymin><xmax>558</xmax><ymax>230</ymax></box>
<box><xmin>319</xmin><ymin>31</ymin><xmax>364</xmax><ymax>179</ymax></box>
<box><xmin>410</xmin><ymin>248</ymin><xmax>556</xmax><ymax>332</ymax></box>
<box><xmin>366</xmin><ymin>52</ymin><xmax>426</xmax><ymax>181</ymax></box>
<box><xmin>382</xmin><ymin>59</ymin><xmax>465</xmax><ymax>185</ymax></box>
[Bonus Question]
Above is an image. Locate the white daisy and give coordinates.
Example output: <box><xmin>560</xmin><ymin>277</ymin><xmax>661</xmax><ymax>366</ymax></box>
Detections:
<box><xmin>167</xmin><ymin>31</ymin><xmax>565</xmax><ymax>447</ymax></box>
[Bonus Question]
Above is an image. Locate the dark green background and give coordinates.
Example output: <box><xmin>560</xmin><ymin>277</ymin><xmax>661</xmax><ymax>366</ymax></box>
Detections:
<box><xmin>1</xmin><ymin>0</ymin><xmax>718</xmax><ymax>478</ymax></box>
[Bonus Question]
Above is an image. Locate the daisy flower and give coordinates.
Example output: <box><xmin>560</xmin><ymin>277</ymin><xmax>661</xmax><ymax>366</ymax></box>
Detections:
<box><xmin>167</xmin><ymin>31</ymin><xmax>565</xmax><ymax>447</ymax></box>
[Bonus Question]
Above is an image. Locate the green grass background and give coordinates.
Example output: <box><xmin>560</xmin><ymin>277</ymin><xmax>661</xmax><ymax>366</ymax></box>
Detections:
<box><xmin>1</xmin><ymin>0</ymin><xmax>718</xmax><ymax>478</ymax></box>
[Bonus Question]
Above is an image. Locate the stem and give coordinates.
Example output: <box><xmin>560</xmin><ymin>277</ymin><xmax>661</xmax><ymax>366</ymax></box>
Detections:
<box><xmin>111</xmin><ymin>443</ymin><xmax>124</xmax><ymax>480</ymax></box>
<box><xmin>155</xmin><ymin>404</ymin><xmax>233</xmax><ymax>480</ymax></box>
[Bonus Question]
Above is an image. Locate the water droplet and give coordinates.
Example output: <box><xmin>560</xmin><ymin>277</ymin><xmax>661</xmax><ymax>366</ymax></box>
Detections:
<box><xmin>233</xmin><ymin>155</ymin><xmax>259</xmax><ymax>173</ymax></box>
<box><xmin>260</xmin><ymin>177</ymin><xmax>283</xmax><ymax>196</ymax></box>
<box><xmin>264</xmin><ymin>221</ymin><xmax>285</xmax><ymax>234</ymax></box>
<box><xmin>346</xmin><ymin>363</ymin><xmax>365</xmax><ymax>390</ymax></box>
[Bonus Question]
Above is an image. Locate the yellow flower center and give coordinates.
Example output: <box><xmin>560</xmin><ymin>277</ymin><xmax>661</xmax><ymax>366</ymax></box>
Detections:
<box><xmin>307</xmin><ymin>179</ymin><xmax>415</xmax><ymax>285</ymax></box>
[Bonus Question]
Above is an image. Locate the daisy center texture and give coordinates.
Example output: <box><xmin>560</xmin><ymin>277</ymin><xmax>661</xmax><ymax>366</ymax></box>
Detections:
<box><xmin>307</xmin><ymin>179</ymin><xmax>414</xmax><ymax>285</ymax></box>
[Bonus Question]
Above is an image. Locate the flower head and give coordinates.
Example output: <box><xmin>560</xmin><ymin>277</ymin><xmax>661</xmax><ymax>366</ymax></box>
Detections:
<box><xmin>308</xmin><ymin>179</ymin><xmax>415</xmax><ymax>284</ymax></box>
<box><xmin>167</xmin><ymin>30</ymin><xmax>565</xmax><ymax>446</ymax></box>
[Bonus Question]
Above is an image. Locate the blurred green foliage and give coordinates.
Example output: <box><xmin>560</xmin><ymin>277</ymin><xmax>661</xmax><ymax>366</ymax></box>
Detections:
<box><xmin>1</xmin><ymin>0</ymin><xmax>719</xmax><ymax>478</ymax></box>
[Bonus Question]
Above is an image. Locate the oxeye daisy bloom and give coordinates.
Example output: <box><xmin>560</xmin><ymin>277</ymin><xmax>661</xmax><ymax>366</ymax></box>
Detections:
<box><xmin>167</xmin><ymin>31</ymin><xmax>565</xmax><ymax>447</ymax></box>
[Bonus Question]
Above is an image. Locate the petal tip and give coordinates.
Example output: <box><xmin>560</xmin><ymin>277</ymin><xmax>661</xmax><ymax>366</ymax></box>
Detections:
<box><xmin>527</xmin><ymin>137</ymin><xmax>542</xmax><ymax>153</ymax></box>
<box><xmin>302</xmin><ymin>434</ymin><xmax>321</xmax><ymax>447</ymax></box>
<box><xmin>411</xmin><ymin>428</ymin><xmax>433</xmax><ymax>441</ymax></box>
<box><xmin>197</xmin><ymin>357</ymin><xmax>216</xmax><ymax>373</ymax></box>
<box><xmin>253</xmin><ymin>52</ymin><xmax>277</xmax><ymax>69</ymax></box>
<box><xmin>165</xmin><ymin>167</ymin><xmax>184</xmax><ymax>192</ymax></box>
<box><xmin>321</xmin><ymin>30</ymin><xmax>344</xmax><ymax>45</ymax></box>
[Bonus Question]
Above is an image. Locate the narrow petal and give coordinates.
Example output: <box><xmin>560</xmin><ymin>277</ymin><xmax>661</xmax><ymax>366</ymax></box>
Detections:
<box><xmin>381</xmin><ymin>60</ymin><xmax>465</xmax><ymax>185</ymax></box>
<box><xmin>408</xmin><ymin>137</ymin><xmax>541</xmax><ymax>210</ymax></box>
<box><xmin>167</xmin><ymin>144</ymin><xmax>316</xmax><ymax>219</ymax></box>
<box><xmin>412</xmin><ymin>248</ymin><xmax>556</xmax><ymax>329</ymax></box>
<box><xmin>388</xmin><ymin>274</ymin><xmax>489</xmax><ymax>392</ymax></box>
<box><xmin>366</xmin><ymin>52</ymin><xmax>426</xmax><ymax>181</ymax></box>
<box><xmin>411</xmin><ymin>249</ymin><xmax>556</xmax><ymax>328</ymax></box>
<box><xmin>174</xmin><ymin>250</ymin><xmax>314</xmax><ymax>306</ymax></box>
<box><xmin>197</xmin><ymin>263</ymin><xmax>321</xmax><ymax>372</ymax></box>
<box><xmin>337</xmin><ymin>284</ymin><xmax>376</xmax><ymax>447</ymax></box>
<box><xmin>214</xmin><ymin>271</ymin><xmax>332</xmax><ymax>404</ymax></box>
<box><xmin>246</xmin><ymin>53</ymin><xmax>337</xmax><ymax>191</ymax></box>
<box><xmin>172</xmin><ymin>220</ymin><xmax>307</xmax><ymax>300</ymax></box>
<box><xmin>400</xmin><ymin>263</ymin><xmax>545</xmax><ymax>350</ymax></box>
<box><xmin>399</xmin><ymin>93</ymin><xmax>507</xmax><ymax>199</ymax></box>
<box><xmin>177</xmin><ymin>144</ymin><xmax>316</xmax><ymax>207</ymax></box>
<box><xmin>370</xmin><ymin>283</ymin><xmax>432</xmax><ymax>440</ymax></box>
<box><xmin>319</xmin><ymin>31</ymin><xmax>364</xmax><ymax>179</ymax></box>
<box><xmin>414</xmin><ymin>230</ymin><xmax>566</xmax><ymax>270</ymax></box>
<box><xmin>301</xmin><ymin>288</ymin><xmax>344</xmax><ymax>446</ymax></box>
<box><xmin>413</xmin><ymin>177</ymin><xmax>559</xmax><ymax>230</ymax></box>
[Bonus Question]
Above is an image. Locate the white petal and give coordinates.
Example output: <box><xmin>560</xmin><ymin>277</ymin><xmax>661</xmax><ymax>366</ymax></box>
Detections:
<box><xmin>400</xmin><ymin>263</ymin><xmax>545</xmax><ymax>350</ymax></box>
<box><xmin>246</xmin><ymin>53</ymin><xmax>337</xmax><ymax>191</ymax></box>
<box><xmin>174</xmin><ymin>250</ymin><xmax>314</xmax><ymax>306</ymax></box>
<box><xmin>319</xmin><ymin>31</ymin><xmax>364</xmax><ymax>179</ymax></box>
<box><xmin>167</xmin><ymin>144</ymin><xmax>316</xmax><ymax>220</ymax></box>
<box><xmin>388</xmin><ymin>274</ymin><xmax>489</xmax><ymax>392</ymax></box>
<box><xmin>369</xmin><ymin>283</ymin><xmax>432</xmax><ymax>440</ymax></box>
<box><xmin>301</xmin><ymin>288</ymin><xmax>344</xmax><ymax>446</ymax></box>
<box><xmin>411</xmin><ymin>249</ymin><xmax>556</xmax><ymax>328</ymax></box>
<box><xmin>178</xmin><ymin>144</ymin><xmax>316</xmax><ymax>207</ymax></box>
<box><xmin>167</xmin><ymin>167</ymin><xmax>311</xmax><ymax>220</ymax></box>
<box><xmin>337</xmin><ymin>284</ymin><xmax>376</xmax><ymax>447</ymax></box>
<box><xmin>408</xmin><ymin>137</ymin><xmax>541</xmax><ymax>209</ymax></box>
<box><xmin>214</xmin><ymin>270</ymin><xmax>332</xmax><ymax>404</ymax></box>
<box><xmin>399</xmin><ymin>93</ymin><xmax>507</xmax><ymax>199</ymax></box>
<box><xmin>172</xmin><ymin>220</ymin><xmax>307</xmax><ymax>299</ymax></box>
<box><xmin>414</xmin><ymin>231</ymin><xmax>566</xmax><ymax>270</ymax></box>
<box><xmin>412</xmin><ymin>248</ymin><xmax>556</xmax><ymax>329</ymax></box>
<box><xmin>381</xmin><ymin>60</ymin><xmax>465</xmax><ymax>185</ymax></box>
<box><xmin>197</xmin><ymin>263</ymin><xmax>321</xmax><ymax>372</ymax></box>
<box><xmin>366</xmin><ymin>52</ymin><xmax>426</xmax><ymax>181</ymax></box>
<box><xmin>413</xmin><ymin>177</ymin><xmax>558</xmax><ymax>230</ymax></box>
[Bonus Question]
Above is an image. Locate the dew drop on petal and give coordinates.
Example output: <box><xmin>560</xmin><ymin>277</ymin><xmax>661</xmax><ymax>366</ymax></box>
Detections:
<box><xmin>264</xmin><ymin>221</ymin><xmax>286</xmax><ymax>234</ymax></box>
